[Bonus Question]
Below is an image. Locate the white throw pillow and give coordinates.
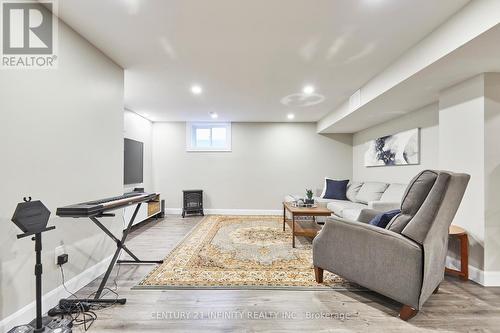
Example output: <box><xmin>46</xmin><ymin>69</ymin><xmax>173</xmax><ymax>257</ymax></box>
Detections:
<box><xmin>346</xmin><ymin>181</ymin><xmax>363</xmax><ymax>202</ymax></box>
<box><xmin>355</xmin><ymin>182</ymin><xmax>389</xmax><ymax>204</ymax></box>
<box><xmin>380</xmin><ymin>183</ymin><xmax>407</xmax><ymax>202</ymax></box>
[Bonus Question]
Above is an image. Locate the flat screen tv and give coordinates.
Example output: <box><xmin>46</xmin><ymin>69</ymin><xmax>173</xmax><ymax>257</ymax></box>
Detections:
<box><xmin>124</xmin><ymin>138</ymin><xmax>144</xmax><ymax>185</ymax></box>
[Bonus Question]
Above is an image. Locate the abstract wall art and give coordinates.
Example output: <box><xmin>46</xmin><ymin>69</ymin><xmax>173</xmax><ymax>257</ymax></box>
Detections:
<box><xmin>364</xmin><ymin>128</ymin><xmax>420</xmax><ymax>167</ymax></box>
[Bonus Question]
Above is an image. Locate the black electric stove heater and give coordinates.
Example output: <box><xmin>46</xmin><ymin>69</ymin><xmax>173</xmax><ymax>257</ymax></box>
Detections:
<box><xmin>182</xmin><ymin>190</ymin><xmax>204</xmax><ymax>217</ymax></box>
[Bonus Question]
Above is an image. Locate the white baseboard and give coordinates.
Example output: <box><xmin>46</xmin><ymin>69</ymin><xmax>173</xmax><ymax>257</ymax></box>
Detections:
<box><xmin>446</xmin><ymin>256</ymin><xmax>483</xmax><ymax>285</ymax></box>
<box><xmin>165</xmin><ymin>208</ymin><xmax>182</xmax><ymax>214</ymax></box>
<box><xmin>206</xmin><ymin>209</ymin><xmax>281</xmax><ymax>215</ymax></box>
<box><xmin>483</xmin><ymin>270</ymin><xmax>500</xmax><ymax>286</ymax></box>
<box><xmin>0</xmin><ymin>255</ymin><xmax>112</xmax><ymax>333</ymax></box>
<box><xmin>165</xmin><ymin>208</ymin><xmax>282</xmax><ymax>216</ymax></box>
<box><xmin>445</xmin><ymin>256</ymin><xmax>500</xmax><ymax>286</ymax></box>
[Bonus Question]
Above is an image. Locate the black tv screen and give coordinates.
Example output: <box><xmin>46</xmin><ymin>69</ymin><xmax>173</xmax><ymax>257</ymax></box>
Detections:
<box><xmin>124</xmin><ymin>138</ymin><xmax>144</xmax><ymax>185</ymax></box>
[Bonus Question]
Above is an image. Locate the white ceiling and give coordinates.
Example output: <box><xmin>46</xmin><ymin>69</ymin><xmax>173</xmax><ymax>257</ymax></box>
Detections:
<box><xmin>320</xmin><ymin>23</ymin><xmax>500</xmax><ymax>133</ymax></box>
<box><xmin>57</xmin><ymin>0</ymin><xmax>469</xmax><ymax>122</ymax></box>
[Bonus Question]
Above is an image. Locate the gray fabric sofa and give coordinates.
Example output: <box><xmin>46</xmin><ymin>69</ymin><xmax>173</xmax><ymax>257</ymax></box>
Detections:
<box><xmin>312</xmin><ymin>170</ymin><xmax>470</xmax><ymax>320</ymax></box>
<box><xmin>285</xmin><ymin>181</ymin><xmax>407</xmax><ymax>221</ymax></box>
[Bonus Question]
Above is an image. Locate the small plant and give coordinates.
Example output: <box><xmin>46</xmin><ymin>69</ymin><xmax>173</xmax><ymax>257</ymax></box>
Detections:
<box><xmin>306</xmin><ymin>189</ymin><xmax>314</xmax><ymax>200</ymax></box>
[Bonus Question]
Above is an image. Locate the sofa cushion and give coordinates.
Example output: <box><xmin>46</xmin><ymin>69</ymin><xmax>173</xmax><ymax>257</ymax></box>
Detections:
<box><xmin>346</xmin><ymin>181</ymin><xmax>363</xmax><ymax>202</ymax></box>
<box><xmin>355</xmin><ymin>182</ymin><xmax>389</xmax><ymax>204</ymax></box>
<box><xmin>380</xmin><ymin>183</ymin><xmax>406</xmax><ymax>203</ymax></box>
<box><xmin>368</xmin><ymin>201</ymin><xmax>401</xmax><ymax>212</ymax></box>
<box><xmin>369</xmin><ymin>209</ymin><xmax>401</xmax><ymax>228</ymax></box>
<box><xmin>322</xmin><ymin>179</ymin><xmax>349</xmax><ymax>200</ymax></box>
<box><xmin>386</xmin><ymin>170</ymin><xmax>438</xmax><ymax>234</ymax></box>
<box><xmin>342</xmin><ymin>208</ymin><xmax>363</xmax><ymax>222</ymax></box>
<box><xmin>313</xmin><ymin>196</ymin><xmax>337</xmax><ymax>208</ymax></box>
<box><xmin>327</xmin><ymin>200</ymin><xmax>366</xmax><ymax>218</ymax></box>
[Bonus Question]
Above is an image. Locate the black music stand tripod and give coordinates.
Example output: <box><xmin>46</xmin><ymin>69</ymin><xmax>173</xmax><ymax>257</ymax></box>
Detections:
<box><xmin>60</xmin><ymin>202</ymin><xmax>163</xmax><ymax>307</ymax></box>
<box><xmin>9</xmin><ymin>198</ymin><xmax>71</xmax><ymax>333</ymax></box>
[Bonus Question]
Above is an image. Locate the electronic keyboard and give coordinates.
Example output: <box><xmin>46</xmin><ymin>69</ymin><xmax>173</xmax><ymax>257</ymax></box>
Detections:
<box><xmin>56</xmin><ymin>192</ymin><xmax>157</xmax><ymax>217</ymax></box>
<box><xmin>56</xmin><ymin>191</ymin><xmax>162</xmax><ymax>307</ymax></box>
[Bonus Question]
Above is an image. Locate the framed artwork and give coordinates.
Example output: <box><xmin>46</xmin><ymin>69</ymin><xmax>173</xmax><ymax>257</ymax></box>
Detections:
<box><xmin>364</xmin><ymin>128</ymin><xmax>420</xmax><ymax>167</ymax></box>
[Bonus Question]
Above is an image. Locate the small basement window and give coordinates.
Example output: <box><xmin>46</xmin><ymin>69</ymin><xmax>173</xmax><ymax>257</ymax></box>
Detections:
<box><xmin>186</xmin><ymin>122</ymin><xmax>232</xmax><ymax>151</ymax></box>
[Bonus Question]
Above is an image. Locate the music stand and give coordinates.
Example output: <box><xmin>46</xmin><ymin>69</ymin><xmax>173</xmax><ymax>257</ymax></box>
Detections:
<box><xmin>9</xmin><ymin>197</ymin><xmax>70</xmax><ymax>333</ymax></box>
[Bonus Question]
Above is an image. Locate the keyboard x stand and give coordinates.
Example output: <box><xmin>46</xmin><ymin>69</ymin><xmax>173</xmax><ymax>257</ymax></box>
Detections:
<box><xmin>60</xmin><ymin>203</ymin><xmax>163</xmax><ymax>306</ymax></box>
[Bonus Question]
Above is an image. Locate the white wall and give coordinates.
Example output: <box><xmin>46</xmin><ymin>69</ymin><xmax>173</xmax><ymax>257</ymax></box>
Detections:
<box><xmin>483</xmin><ymin>73</ymin><xmax>500</xmax><ymax>273</ymax></box>
<box><xmin>439</xmin><ymin>74</ymin><xmax>485</xmax><ymax>273</ymax></box>
<box><xmin>123</xmin><ymin>110</ymin><xmax>153</xmax><ymax>192</ymax></box>
<box><xmin>0</xmin><ymin>12</ymin><xmax>124</xmax><ymax>326</ymax></box>
<box><xmin>152</xmin><ymin>122</ymin><xmax>352</xmax><ymax>211</ymax></box>
<box><xmin>352</xmin><ymin>104</ymin><xmax>439</xmax><ymax>184</ymax></box>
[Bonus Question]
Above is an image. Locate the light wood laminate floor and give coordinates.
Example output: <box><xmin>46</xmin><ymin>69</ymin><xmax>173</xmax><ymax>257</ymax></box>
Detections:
<box><xmin>73</xmin><ymin>215</ymin><xmax>500</xmax><ymax>332</ymax></box>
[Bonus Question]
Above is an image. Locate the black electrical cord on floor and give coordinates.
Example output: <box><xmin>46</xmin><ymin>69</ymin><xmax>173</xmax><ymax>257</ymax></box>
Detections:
<box><xmin>58</xmin><ymin>264</ymin><xmax>96</xmax><ymax>330</ymax></box>
<box><xmin>55</xmin><ymin>212</ymin><xmax>128</xmax><ymax>330</ymax></box>
<box><xmin>58</xmin><ymin>262</ymin><xmax>126</xmax><ymax>331</ymax></box>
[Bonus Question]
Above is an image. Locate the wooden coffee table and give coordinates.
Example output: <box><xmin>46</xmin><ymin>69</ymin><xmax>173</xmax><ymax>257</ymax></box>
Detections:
<box><xmin>283</xmin><ymin>202</ymin><xmax>332</xmax><ymax>248</ymax></box>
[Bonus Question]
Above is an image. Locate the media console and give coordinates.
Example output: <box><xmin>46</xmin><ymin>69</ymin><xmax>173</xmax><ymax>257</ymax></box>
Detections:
<box><xmin>124</xmin><ymin>193</ymin><xmax>161</xmax><ymax>228</ymax></box>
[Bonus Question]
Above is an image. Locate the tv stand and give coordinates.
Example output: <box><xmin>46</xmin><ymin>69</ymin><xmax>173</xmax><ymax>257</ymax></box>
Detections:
<box><xmin>123</xmin><ymin>193</ymin><xmax>161</xmax><ymax>228</ymax></box>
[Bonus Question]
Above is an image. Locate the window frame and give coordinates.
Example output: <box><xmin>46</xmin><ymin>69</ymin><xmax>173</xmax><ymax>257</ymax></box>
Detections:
<box><xmin>186</xmin><ymin>122</ymin><xmax>232</xmax><ymax>152</ymax></box>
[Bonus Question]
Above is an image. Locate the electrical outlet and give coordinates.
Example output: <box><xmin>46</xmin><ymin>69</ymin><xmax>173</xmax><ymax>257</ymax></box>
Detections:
<box><xmin>57</xmin><ymin>253</ymin><xmax>68</xmax><ymax>266</ymax></box>
<box><xmin>55</xmin><ymin>245</ymin><xmax>65</xmax><ymax>265</ymax></box>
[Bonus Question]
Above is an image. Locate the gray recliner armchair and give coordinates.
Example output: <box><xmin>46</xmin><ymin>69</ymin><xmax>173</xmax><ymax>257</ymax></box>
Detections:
<box><xmin>312</xmin><ymin>170</ymin><xmax>470</xmax><ymax>320</ymax></box>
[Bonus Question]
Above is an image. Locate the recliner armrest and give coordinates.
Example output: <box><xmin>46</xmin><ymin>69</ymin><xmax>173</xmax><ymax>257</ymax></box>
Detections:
<box><xmin>319</xmin><ymin>218</ymin><xmax>420</xmax><ymax>249</ymax></box>
<box><xmin>313</xmin><ymin>218</ymin><xmax>423</xmax><ymax>308</ymax></box>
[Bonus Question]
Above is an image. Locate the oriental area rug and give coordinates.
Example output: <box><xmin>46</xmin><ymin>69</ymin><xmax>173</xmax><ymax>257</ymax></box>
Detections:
<box><xmin>136</xmin><ymin>215</ymin><xmax>359</xmax><ymax>290</ymax></box>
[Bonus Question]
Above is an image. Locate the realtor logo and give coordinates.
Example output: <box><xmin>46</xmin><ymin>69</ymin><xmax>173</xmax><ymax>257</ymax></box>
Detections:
<box><xmin>1</xmin><ymin>0</ymin><xmax>58</xmax><ymax>68</ymax></box>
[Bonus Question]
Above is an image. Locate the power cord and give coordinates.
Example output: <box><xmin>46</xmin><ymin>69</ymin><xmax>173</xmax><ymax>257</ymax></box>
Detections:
<box><xmin>56</xmin><ymin>264</ymin><xmax>96</xmax><ymax>331</ymax></box>
<box><xmin>59</xmin><ymin>265</ymin><xmax>78</xmax><ymax>299</ymax></box>
<box><xmin>56</xmin><ymin>261</ymin><xmax>123</xmax><ymax>331</ymax></box>
<box><xmin>51</xmin><ymin>213</ymin><xmax>128</xmax><ymax>330</ymax></box>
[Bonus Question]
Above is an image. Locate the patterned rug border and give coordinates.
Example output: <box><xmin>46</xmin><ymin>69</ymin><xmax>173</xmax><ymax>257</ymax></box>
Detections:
<box><xmin>135</xmin><ymin>215</ymin><xmax>363</xmax><ymax>291</ymax></box>
<box><xmin>131</xmin><ymin>285</ymin><xmax>366</xmax><ymax>291</ymax></box>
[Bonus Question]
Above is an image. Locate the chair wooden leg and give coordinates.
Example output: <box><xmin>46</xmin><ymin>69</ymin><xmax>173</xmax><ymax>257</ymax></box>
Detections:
<box><xmin>399</xmin><ymin>305</ymin><xmax>418</xmax><ymax>321</ymax></box>
<box><xmin>314</xmin><ymin>266</ymin><xmax>324</xmax><ymax>283</ymax></box>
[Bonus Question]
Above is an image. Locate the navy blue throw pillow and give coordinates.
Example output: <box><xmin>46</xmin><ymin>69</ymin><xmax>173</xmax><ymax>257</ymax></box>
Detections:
<box><xmin>322</xmin><ymin>179</ymin><xmax>349</xmax><ymax>200</ymax></box>
<box><xmin>369</xmin><ymin>209</ymin><xmax>401</xmax><ymax>228</ymax></box>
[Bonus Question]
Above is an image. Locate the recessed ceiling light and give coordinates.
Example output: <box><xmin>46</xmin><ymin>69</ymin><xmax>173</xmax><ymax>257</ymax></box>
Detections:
<box><xmin>191</xmin><ymin>84</ymin><xmax>202</xmax><ymax>95</ymax></box>
<box><xmin>303</xmin><ymin>85</ymin><xmax>315</xmax><ymax>95</ymax></box>
<box><xmin>287</xmin><ymin>113</ymin><xmax>295</xmax><ymax>120</ymax></box>
<box><xmin>210</xmin><ymin>112</ymin><xmax>218</xmax><ymax>119</ymax></box>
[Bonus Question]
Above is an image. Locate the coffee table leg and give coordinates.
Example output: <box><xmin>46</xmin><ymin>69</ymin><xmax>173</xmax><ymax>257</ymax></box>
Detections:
<box><xmin>292</xmin><ymin>213</ymin><xmax>295</xmax><ymax>248</ymax></box>
<box><xmin>283</xmin><ymin>204</ymin><xmax>286</xmax><ymax>231</ymax></box>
